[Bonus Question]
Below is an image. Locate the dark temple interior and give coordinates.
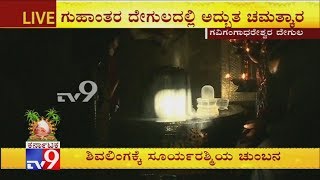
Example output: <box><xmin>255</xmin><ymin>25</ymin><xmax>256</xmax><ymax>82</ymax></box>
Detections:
<box><xmin>1</xmin><ymin>29</ymin><xmax>319</xmax><ymax>179</ymax></box>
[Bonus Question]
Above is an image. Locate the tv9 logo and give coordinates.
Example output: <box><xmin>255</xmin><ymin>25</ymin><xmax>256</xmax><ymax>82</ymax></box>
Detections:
<box><xmin>57</xmin><ymin>80</ymin><xmax>97</xmax><ymax>103</ymax></box>
<box><xmin>26</xmin><ymin>149</ymin><xmax>60</xmax><ymax>170</ymax></box>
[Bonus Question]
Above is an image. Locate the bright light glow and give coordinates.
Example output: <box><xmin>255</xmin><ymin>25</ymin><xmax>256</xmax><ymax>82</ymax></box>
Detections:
<box><xmin>241</xmin><ymin>73</ymin><xmax>246</xmax><ymax>80</ymax></box>
<box><xmin>154</xmin><ymin>89</ymin><xmax>193</xmax><ymax>121</ymax></box>
<box><xmin>225</xmin><ymin>73</ymin><xmax>231</xmax><ymax>79</ymax></box>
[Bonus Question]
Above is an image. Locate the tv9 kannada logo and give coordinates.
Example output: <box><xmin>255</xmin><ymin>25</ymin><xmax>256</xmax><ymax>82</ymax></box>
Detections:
<box><xmin>25</xmin><ymin>109</ymin><xmax>61</xmax><ymax>170</ymax></box>
<box><xmin>26</xmin><ymin>148</ymin><xmax>60</xmax><ymax>170</ymax></box>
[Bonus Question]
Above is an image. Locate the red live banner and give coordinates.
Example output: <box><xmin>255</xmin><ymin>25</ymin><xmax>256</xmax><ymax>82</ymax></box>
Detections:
<box><xmin>0</xmin><ymin>0</ymin><xmax>56</xmax><ymax>27</ymax></box>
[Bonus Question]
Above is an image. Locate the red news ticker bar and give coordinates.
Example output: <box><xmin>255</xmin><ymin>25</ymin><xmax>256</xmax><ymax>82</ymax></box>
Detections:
<box><xmin>0</xmin><ymin>0</ymin><xmax>56</xmax><ymax>27</ymax></box>
<box><xmin>205</xmin><ymin>28</ymin><xmax>320</xmax><ymax>40</ymax></box>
